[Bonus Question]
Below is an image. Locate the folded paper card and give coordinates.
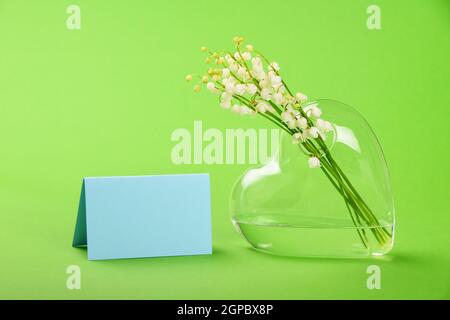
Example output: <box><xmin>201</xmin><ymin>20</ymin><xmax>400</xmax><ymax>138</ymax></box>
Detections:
<box><xmin>72</xmin><ymin>174</ymin><xmax>212</xmax><ymax>260</ymax></box>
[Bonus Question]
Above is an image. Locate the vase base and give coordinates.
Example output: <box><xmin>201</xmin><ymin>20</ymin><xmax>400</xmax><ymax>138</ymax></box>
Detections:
<box><xmin>233</xmin><ymin>216</ymin><xmax>394</xmax><ymax>258</ymax></box>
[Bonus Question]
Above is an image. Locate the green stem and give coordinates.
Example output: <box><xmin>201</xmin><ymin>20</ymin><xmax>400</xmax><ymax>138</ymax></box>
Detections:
<box><xmin>297</xmin><ymin>142</ymin><xmax>370</xmax><ymax>245</ymax></box>
<box><xmin>320</xmin><ymin>165</ymin><xmax>369</xmax><ymax>248</ymax></box>
<box><xmin>315</xmin><ymin>138</ymin><xmax>392</xmax><ymax>239</ymax></box>
<box><xmin>301</xmin><ymin>137</ymin><xmax>389</xmax><ymax>246</ymax></box>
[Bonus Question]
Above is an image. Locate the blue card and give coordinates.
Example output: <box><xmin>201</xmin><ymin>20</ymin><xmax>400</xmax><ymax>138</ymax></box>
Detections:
<box><xmin>72</xmin><ymin>174</ymin><xmax>212</xmax><ymax>260</ymax></box>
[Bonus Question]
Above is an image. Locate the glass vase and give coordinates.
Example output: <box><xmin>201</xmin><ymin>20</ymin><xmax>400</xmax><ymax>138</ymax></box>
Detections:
<box><xmin>230</xmin><ymin>99</ymin><xmax>395</xmax><ymax>258</ymax></box>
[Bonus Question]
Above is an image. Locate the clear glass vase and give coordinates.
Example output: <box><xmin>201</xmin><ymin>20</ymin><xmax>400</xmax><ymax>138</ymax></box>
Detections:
<box><xmin>230</xmin><ymin>99</ymin><xmax>395</xmax><ymax>258</ymax></box>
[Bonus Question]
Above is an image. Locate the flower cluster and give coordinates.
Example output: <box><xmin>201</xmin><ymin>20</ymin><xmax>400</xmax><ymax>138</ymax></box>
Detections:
<box><xmin>186</xmin><ymin>37</ymin><xmax>393</xmax><ymax>250</ymax></box>
<box><xmin>186</xmin><ymin>37</ymin><xmax>334</xmax><ymax>169</ymax></box>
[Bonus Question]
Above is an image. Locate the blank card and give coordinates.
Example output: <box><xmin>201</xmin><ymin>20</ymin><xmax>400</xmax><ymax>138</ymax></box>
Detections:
<box><xmin>72</xmin><ymin>174</ymin><xmax>212</xmax><ymax>260</ymax></box>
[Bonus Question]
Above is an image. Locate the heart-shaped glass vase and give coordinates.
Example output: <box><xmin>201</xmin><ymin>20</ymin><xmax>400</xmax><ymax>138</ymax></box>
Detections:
<box><xmin>230</xmin><ymin>99</ymin><xmax>395</xmax><ymax>258</ymax></box>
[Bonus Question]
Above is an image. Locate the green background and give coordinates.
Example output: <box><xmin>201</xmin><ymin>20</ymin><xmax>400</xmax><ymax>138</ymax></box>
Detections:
<box><xmin>0</xmin><ymin>0</ymin><xmax>449</xmax><ymax>299</ymax></box>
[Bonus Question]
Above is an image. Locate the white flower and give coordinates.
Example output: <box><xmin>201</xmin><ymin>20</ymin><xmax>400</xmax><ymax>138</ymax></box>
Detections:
<box><xmin>252</xmin><ymin>57</ymin><xmax>263</xmax><ymax>68</ymax></box>
<box><xmin>315</xmin><ymin>119</ymin><xmax>333</xmax><ymax>137</ymax></box>
<box><xmin>235</xmin><ymin>84</ymin><xmax>247</xmax><ymax>95</ymax></box>
<box><xmin>225</xmin><ymin>82</ymin><xmax>235</xmax><ymax>94</ymax></box>
<box><xmin>270</xmin><ymin>75</ymin><xmax>282</xmax><ymax>88</ymax></box>
<box><xmin>242</xmin><ymin>52</ymin><xmax>252</xmax><ymax>61</ymax></box>
<box><xmin>222</xmin><ymin>68</ymin><xmax>230</xmax><ymax>78</ymax></box>
<box><xmin>237</xmin><ymin>67</ymin><xmax>248</xmax><ymax>79</ymax></box>
<box><xmin>315</xmin><ymin>119</ymin><xmax>328</xmax><ymax>131</ymax></box>
<box><xmin>256</xmin><ymin>101</ymin><xmax>268</xmax><ymax>113</ymax></box>
<box><xmin>234</xmin><ymin>52</ymin><xmax>241</xmax><ymax>61</ymax></box>
<box><xmin>222</xmin><ymin>76</ymin><xmax>234</xmax><ymax>85</ymax></box>
<box><xmin>261</xmin><ymin>88</ymin><xmax>272</xmax><ymax>101</ymax></box>
<box><xmin>292</xmin><ymin>132</ymin><xmax>304</xmax><ymax>144</ymax></box>
<box><xmin>226</xmin><ymin>56</ymin><xmax>235</xmax><ymax>66</ymax></box>
<box><xmin>221</xmin><ymin>91</ymin><xmax>232</xmax><ymax>100</ymax></box>
<box><xmin>231</xmin><ymin>104</ymin><xmax>241</xmax><ymax>113</ymax></box>
<box><xmin>295</xmin><ymin>92</ymin><xmax>308</xmax><ymax>102</ymax></box>
<box><xmin>252</xmin><ymin>70</ymin><xmax>265</xmax><ymax>81</ymax></box>
<box><xmin>271</xmin><ymin>92</ymin><xmax>284</xmax><ymax>105</ymax></box>
<box><xmin>306</xmin><ymin>127</ymin><xmax>320</xmax><ymax>139</ymax></box>
<box><xmin>229</xmin><ymin>63</ymin><xmax>238</xmax><ymax>73</ymax></box>
<box><xmin>250</xmin><ymin>69</ymin><xmax>261</xmax><ymax>78</ymax></box>
<box><xmin>296</xmin><ymin>117</ymin><xmax>308</xmax><ymax>129</ymax></box>
<box><xmin>252</xmin><ymin>58</ymin><xmax>265</xmax><ymax>79</ymax></box>
<box><xmin>268</xmin><ymin>71</ymin><xmax>282</xmax><ymax>88</ymax></box>
<box><xmin>206</xmin><ymin>82</ymin><xmax>219</xmax><ymax>94</ymax></box>
<box><xmin>308</xmin><ymin>156</ymin><xmax>321</xmax><ymax>168</ymax></box>
<box><xmin>222</xmin><ymin>77</ymin><xmax>236</xmax><ymax>93</ymax></box>
<box><xmin>239</xmin><ymin>105</ymin><xmax>252</xmax><ymax>115</ymax></box>
<box><xmin>281</xmin><ymin>111</ymin><xmax>294</xmax><ymax>122</ymax></box>
<box><xmin>310</xmin><ymin>105</ymin><xmax>322</xmax><ymax>118</ymax></box>
<box><xmin>246</xmin><ymin>84</ymin><xmax>258</xmax><ymax>95</ymax></box>
<box><xmin>220</xmin><ymin>93</ymin><xmax>232</xmax><ymax>109</ymax></box>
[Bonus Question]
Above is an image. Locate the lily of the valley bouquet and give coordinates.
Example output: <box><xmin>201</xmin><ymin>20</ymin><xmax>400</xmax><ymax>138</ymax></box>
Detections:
<box><xmin>186</xmin><ymin>37</ymin><xmax>393</xmax><ymax>255</ymax></box>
